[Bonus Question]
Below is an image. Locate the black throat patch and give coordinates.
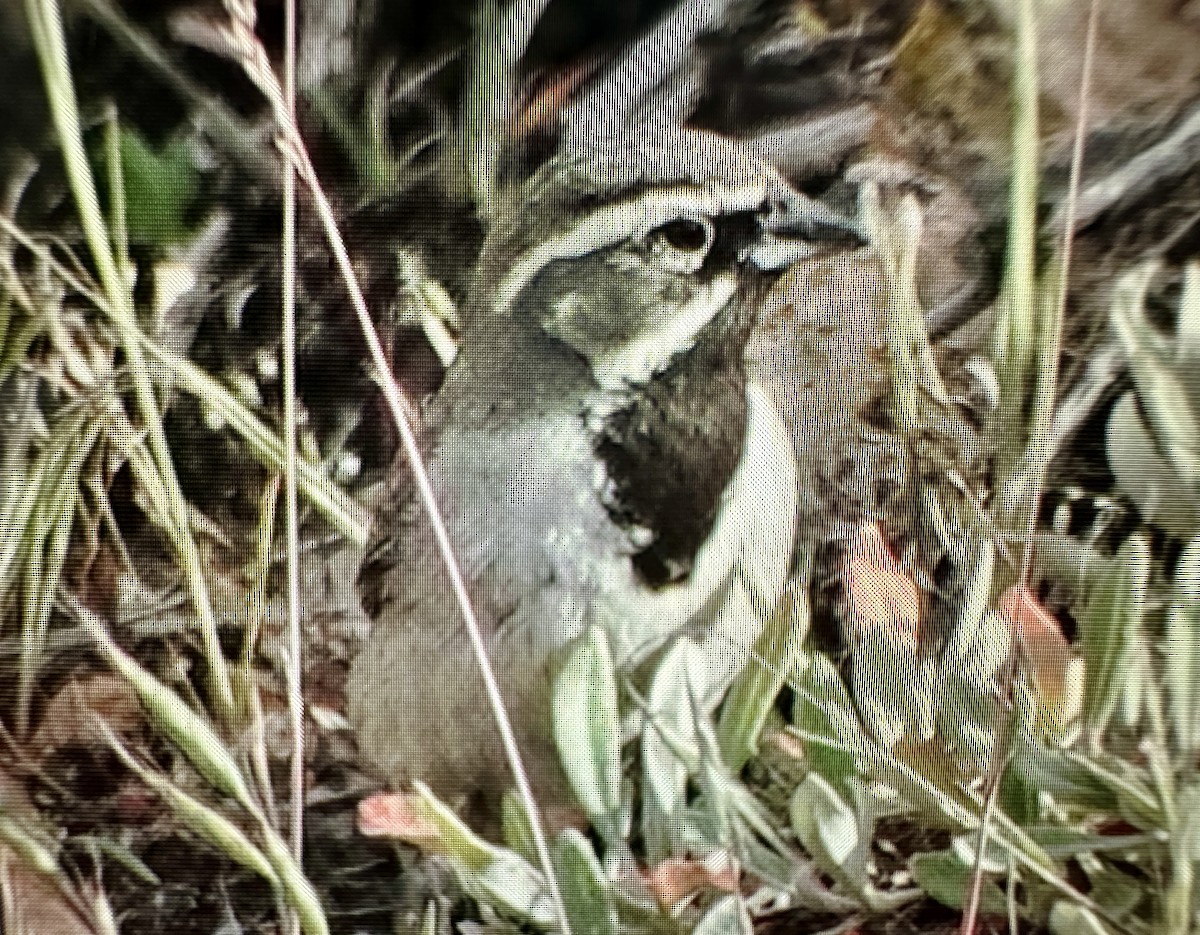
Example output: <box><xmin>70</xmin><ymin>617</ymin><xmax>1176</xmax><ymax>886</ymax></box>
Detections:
<box><xmin>593</xmin><ymin>308</ymin><xmax>752</xmax><ymax>588</ymax></box>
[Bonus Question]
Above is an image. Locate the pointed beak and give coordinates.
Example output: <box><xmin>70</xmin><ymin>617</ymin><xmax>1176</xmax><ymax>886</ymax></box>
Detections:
<box><xmin>748</xmin><ymin>197</ymin><xmax>865</xmax><ymax>272</ymax></box>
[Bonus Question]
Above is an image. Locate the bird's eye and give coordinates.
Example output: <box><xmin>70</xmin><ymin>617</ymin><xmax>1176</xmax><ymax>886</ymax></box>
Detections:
<box><xmin>645</xmin><ymin>216</ymin><xmax>715</xmax><ymax>271</ymax></box>
<box><xmin>655</xmin><ymin>218</ymin><xmax>712</xmax><ymax>251</ymax></box>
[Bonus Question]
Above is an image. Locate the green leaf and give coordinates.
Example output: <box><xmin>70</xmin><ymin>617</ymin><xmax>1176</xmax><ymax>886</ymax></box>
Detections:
<box><xmin>1024</xmin><ymin>826</ymin><xmax>1158</xmax><ymax>859</ymax></box>
<box><xmin>1048</xmin><ymin>901</ymin><xmax>1111</xmax><ymax>935</ymax></box>
<box><xmin>407</xmin><ymin>784</ymin><xmax>555</xmax><ymax>927</ymax></box>
<box><xmin>1176</xmin><ymin>263</ymin><xmax>1200</xmax><ymax>389</ymax></box>
<box><xmin>999</xmin><ymin>757</ymin><xmax>1041</xmax><ymax>827</ymax></box>
<box><xmin>551</xmin><ymin>830</ymin><xmax>617</xmax><ymax>935</ymax></box>
<box><xmin>848</xmin><ymin>617</ymin><xmax>930</xmax><ymax>748</ymax></box>
<box><xmin>1106</xmin><ymin>263</ymin><xmax>1200</xmax><ymax>531</ymax></box>
<box><xmin>792</xmin><ymin>652</ymin><xmax>862</xmax><ymax>787</ymax></box>
<box><xmin>553</xmin><ymin>626</ymin><xmax>624</xmax><ymax>840</ymax></box>
<box><xmin>789</xmin><ymin>772</ymin><xmax>866</xmax><ymax>887</ymax></box>
<box><xmin>936</xmin><ymin>609</ymin><xmax>1010</xmax><ymax>768</ymax></box>
<box><xmin>1079</xmin><ymin>535</ymin><xmax>1149</xmax><ymax>738</ymax></box>
<box><xmin>718</xmin><ymin>581</ymin><xmax>809</xmax><ymax>771</ymax></box>
<box><xmin>909</xmin><ymin>851</ymin><xmax>1008</xmax><ymax>915</ymax></box>
<box><xmin>641</xmin><ymin>641</ymin><xmax>704</xmax><ymax>825</ymax></box>
<box><xmin>1081</xmin><ymin>866</ymin><xmax>1152</xmax><ymax>919</ymax></box>
<box><xmin>1173</xmin><ymin>782</ymin><xmax>1200</xmax><ymax>863</ymax></box>
<box><xmin>1165</xmin><ymin>537</ymin><xmax>1200</xmax><ymax>753</ymax></box>
<box><xmin>1003</xmin><ymin>746</ymin><xmax>1118</xmax><ymax>815</ymax></box>
<box><xmin>96</xmin><ymin>128</ymin><xmax>201</xmax><ymax>248</ymax></box>
<box><xmin>474</xmin><ymin>851</ymin><xmax>557</xmax><ymax>927</ymax></box>
<box><xmin>500</xmin><ymin>789</ymin><xmax>537</xmax><ymax>862</ymax></box>
<box><xmin>1106</xmin><ymin>394</ymin><xmax>1200</xmax><ymax>539</ymax></box>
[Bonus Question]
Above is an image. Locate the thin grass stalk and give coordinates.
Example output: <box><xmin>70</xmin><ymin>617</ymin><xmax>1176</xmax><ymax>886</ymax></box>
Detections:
<box><xmin>17</xmin><ymin>482</ymin><xmax>77</xmax><ymax>731</ymax></box>
<box><xmin>25</xmin><ymin>0</ymin><xmax>235</xmax><ymax>717</ymax></box>
<box><xmin>279</xmin><ymin>0</ymin><xmax>305</xmax><ymax>915</ymax></box>
<box><xmin>242</xmin><ymin>476</ymin><xmax>280</xmax><ymax>669</ymax></box>
<box><xmin>0</xmin><ymin>216</ymin><xmax>109</xmax><ymax>312</ymax></box>
<box><xmin>989</xmin><ymin>0</ymin><xmax>1042</xmax><ymax>530</ymax></box>
<box><xmin>967</xmin><ymin>2</ymin><xmax>1101</xmax><ymax>932</ymax></box>
<box><xmin>462</xmin><ymin>0</ymin><xmax>553</xmax><ymax>212</ymax></box>
<box><xmin>100</xmin><ymin>107</ymin><xmax>131</xmax><ymax>287</ymax></box>
<box><xmin>1142</xmin><ymin>673</ymin><xmax>1191</xmax><ymax>935</ymax></box>
<box><xmin>12</xmin><ymin>411</ymin><xmax>101</xmax><ymax>732</ymax></box>
<box><xmin>214</xmin><ymin>7</ymin><xmax>573</xmax><ymax>930</ymax></box>
<box><xmin>968</xmin><ymin>0</ymin><xmax>1043</xmax><ymax>927</ymax></box>
<box><xmin>297</xmin><ymin>123</ymin><xmax>577</xmax><ymax>935</ymax></box>
<box><xmin>463</xmin><ymin>0</ymin><xmax>504</xmax><ymax>209</ymax></box>
<box><xmin>1015</xmin><ymin>0</ymin><xmax>1099</xmax><ymax>581</ymax></box>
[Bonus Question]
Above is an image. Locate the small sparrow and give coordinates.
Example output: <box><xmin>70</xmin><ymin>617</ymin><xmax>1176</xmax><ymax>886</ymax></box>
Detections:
<box><xmin>348</xmin><ymin>128</ymin><xmax>862</xmax><ymax>819</ymax></box>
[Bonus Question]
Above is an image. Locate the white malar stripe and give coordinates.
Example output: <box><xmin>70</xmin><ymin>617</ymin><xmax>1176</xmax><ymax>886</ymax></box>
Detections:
<box><xmin>590</xmin><ymin>273</ymin><xmax>738</xmax><ymax>389</ymax></box>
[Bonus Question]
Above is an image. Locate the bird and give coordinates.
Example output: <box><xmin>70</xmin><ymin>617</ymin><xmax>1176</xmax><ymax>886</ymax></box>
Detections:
<box><xmin>346</xmin><ymin>128</ymin><xmax>863</xmax><ymax>822</ymax></box>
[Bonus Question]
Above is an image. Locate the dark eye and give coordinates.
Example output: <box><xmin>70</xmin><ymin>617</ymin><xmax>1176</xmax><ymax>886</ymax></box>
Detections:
<box><xmin>645</xmin><ymin>216</ymin><xmax>715</xmax><ymax>271</ymax></box>
<box><xmin>655</xmin><ymin>218</ymin><xmax>712</xmax><ymax>252</ymax></box>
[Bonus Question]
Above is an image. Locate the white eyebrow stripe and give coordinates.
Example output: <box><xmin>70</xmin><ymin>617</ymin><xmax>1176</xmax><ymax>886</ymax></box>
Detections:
<box><xmin>491</xmin><ymin>181</ymin><xmax>771</xmax><ymax>318</ymax></box>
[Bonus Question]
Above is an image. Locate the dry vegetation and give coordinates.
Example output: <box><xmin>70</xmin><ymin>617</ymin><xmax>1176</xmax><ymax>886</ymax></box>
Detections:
<box><xmin>1</xmin><ymin>1</ymin><xmax>1199</xmax><ymax>934</ymax></box>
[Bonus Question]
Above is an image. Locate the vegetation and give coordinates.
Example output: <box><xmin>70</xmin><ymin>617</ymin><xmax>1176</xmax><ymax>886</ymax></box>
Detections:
<box><xmin>1</xmin><ymin>1</ymin><xmax>1197</xmax><ymax>933</ymax></box>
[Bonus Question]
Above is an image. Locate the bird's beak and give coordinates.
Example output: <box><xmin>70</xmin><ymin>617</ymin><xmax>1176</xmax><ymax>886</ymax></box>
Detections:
<box><xmin>748</xmin><ymin>197</ymin><xmax>865</xmax><ymax>272</ymax></box>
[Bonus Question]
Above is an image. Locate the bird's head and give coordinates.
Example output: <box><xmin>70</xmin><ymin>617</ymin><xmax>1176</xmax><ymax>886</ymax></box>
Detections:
<box><xmin>440</xmin><ymin>129</ymin><xmax>863</xmax><ymax>413</ymax></box>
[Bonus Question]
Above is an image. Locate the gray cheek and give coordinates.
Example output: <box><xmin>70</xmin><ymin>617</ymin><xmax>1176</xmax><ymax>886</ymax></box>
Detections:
<box><xmin>538</xmin><ymin>258</ymin><xmax>669</xmax><ymax>358</ymax></box>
